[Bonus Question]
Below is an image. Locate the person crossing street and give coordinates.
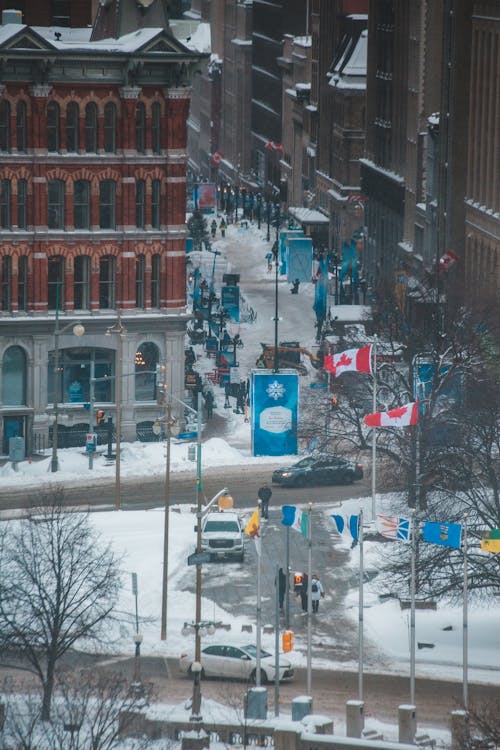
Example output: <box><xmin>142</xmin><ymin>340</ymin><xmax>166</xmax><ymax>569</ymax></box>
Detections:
<box><xmin>257</xmin><ymin>482</ymin><xmax>272</xmax><ymax>519</ymax></box>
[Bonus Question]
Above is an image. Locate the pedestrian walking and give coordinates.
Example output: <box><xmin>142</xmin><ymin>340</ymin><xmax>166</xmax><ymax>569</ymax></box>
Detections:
<box><xmin>204</xmin><ymin>390</ymin><xmax>214</xmax><ymax>419</ymax></box>
<box><xmin>299</xmin><ymin>572</ymin><xmax>308</xmax><ymax>613</ymax></box>
<box><xmin>220</xmin><ymin>219</ymin><xmax>227</xmax><ymax>237</ymax></box>
<box><xmin>311</xmin><ymin>573</ymin><xmax>325</xmax><ymax>613</ymax></box>
<box><xmin>210</xmin><ymin>219</ymin><xmax>217</xmax><ymax>238</ymax></box>
<box><xmin>276</xmin><ymin>567</ymin><xmax>287</xmax><ymax>612</ymax></box>
<box><xmin>257</xmin><ymin>482</ymin><xmax>272</xmax><ymax>519</ymax></box>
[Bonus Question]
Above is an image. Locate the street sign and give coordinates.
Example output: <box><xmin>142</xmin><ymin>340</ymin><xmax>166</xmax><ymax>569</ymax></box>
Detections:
<box><xmin>187</xmin><ymin>551</ymin><xmax>212</xmax><ymax>566</ymax></box>
<box><xmin>177</xmin><ymin>431</ymin><xmax>198</xmax><ymax>440</ymax></box>
<box><xmin>310</xmin><ymin>382</ymin><xmax>327</xmax><ymax>389</ymax></box>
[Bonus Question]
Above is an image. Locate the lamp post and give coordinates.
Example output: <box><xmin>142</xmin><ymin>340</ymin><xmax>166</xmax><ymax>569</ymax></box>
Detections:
<box><xmin>105</xmin><ymin>314</ymin><xmax>127</xmax><ymax>510</ymax></box>
<box><xmin>51</xmin><ymin>317</ymin><xmax>85</xmax><ymax>472</ymax></box>
<box><xmin>272</xmin><ymin>204</ymin><xmax>281</xmax><ymax>372</ymax></box>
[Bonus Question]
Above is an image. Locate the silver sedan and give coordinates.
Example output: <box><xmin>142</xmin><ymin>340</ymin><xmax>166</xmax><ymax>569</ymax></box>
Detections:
<box><xmin>179</xmin><ymin>643</ymin><xmax>294</xmax><ymax>684</ymax></box>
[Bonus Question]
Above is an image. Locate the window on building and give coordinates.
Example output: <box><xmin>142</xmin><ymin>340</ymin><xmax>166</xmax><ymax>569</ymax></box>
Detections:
<box><xmin>151</xmin><ymin>253</ymin><xmax>160</xmax><ymax>307</ymax></box>
<box><xmin>135</xmin><ymin>101</ymin><xmax>146</xmax><ymax>153</ymax></box>
<box><xmin>136</xmin><ymin>254</ymin><xmax>145</xmax><ymax>308</ymax></box>
<box><xmin>1</xmin><ymin>255</ymin><xmax>11</xmax><ymax>310</ymax></box>
<box><xmin>47</xmin><ymin>256</ymin><xmax>64</xmax><ymax>311</ymax></box>
<box><xmin>17</xmin><ymin>178</ymin><xmax>27</xmax><ymax>229</ymax></box>
<box><xmin>74</xmin><ymin>179</ymin><xmax>90</xmax><ymax>229</ymax></box>
<box><xmin>50</xmin><ymin>0</ymin><xmax>70</xmax><ymax>26</ymax></box>
<box><xmin>103</xmin><ymin>102</ymin><xmax>116</xmax><ymax>153</ymax></box>
<box><xmin>151</xmin><ymin>102</ymin><xmax>161</xmax><ymax>154</ymax></box>
<box><xmin>48</xmin><ymin>347</ymin><xmax>113</xmax><ymax>405</ymax></box>
<box><xmin>47</xmin><ymin>179</ymin><xmax>65</xmax><ymax>229</ymax></box>
<box><xmin>74</xmin><ymin>255</ymin><xmax>90</xmax><ymax>310</ymax></box>
<box><xmin>99</xmin><ymin>255</ymin><xmax>115</xmax><ymax>308</ymax></box>
<box><xmin>135</xmin><ymin>179</ymin><xmax>145</xmax><ymax>228</ymax></box>
<box><xmin>0</xmin><ymin>100</ymin><xmax>10</xmax><ymax>152</ymax></box>
<box><xmin>16</xmin><ymin>101</ymin><xmax>27</xmax><ymax>152</ymax></box>
<box><xmin>66</xmin><ymin>101</ymin><xmax>79</xmax><ymax>152</ymax></box>
<box><xmin>18</xmin><ymin>255</ymin><xmax>27</xmax><ymax>311</ymax></box>
<box><xmin>135</xmin><ymin>341</ymin><xmax>159</xmax><ymax>401</ymax></box>
<box><xmin>151</xmin><ymin>179</ymin><xmax>161</xmax><ymax>228</ymax></box>
<box><xmin>47</xmin><ymin>101</ymin><xmax>60</xmax><ymax>152</ymax></box>
<box><xmin>2</xmin><ymin>345</ymin><xmax>26</xmax><ymax>405</ymax></box>
<box><xmin>85</xmin><ymin>102</ymin><xmax>98</xmax><ymax>153</ymax></box>
<box><xmin>1</xmin><ymin>179</ymin><xmax>11</xmax><ymax>229</ymax></box>
<box><xmin>99</xmin><ymin>180</ymin><xmax>116</xmax><ymax>229</ymax></box>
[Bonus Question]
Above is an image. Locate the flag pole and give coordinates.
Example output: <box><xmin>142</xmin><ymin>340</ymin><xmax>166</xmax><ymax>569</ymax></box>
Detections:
<box><xmin>256</xmin><ymin>500</ymin><xmax>262</xmax><ymax>686</ymax></box>
<box><xmin>358</xmin><ymin>509</ymin><xmax>364</xmax><ymax>701</ymax></box>
<box><xmin>285</xmin><ymin>525</ymin><xmax>290</xmax><ymax>629</ymax></box>
<box><xmin>463</xmin><ymin>515</ymin><xmax>468</xmax><ymax>710</ymax></box>
<box><xmin>371</xmin><ymin>336</ymin><xmax>377</xmax><ymax>520</ymax></box>
<box><xmin>306</xmin><ymin>502</ymin><xmax>313</xmax><ymax>696</ymax></box>
<box><xmin>410</xmin><ymin>508</ymin><xmax>416</xmax><ymax>705</ymax></box>
<box><xmin>274</xmin><ymin>562</ymin><xmax>280</xmax><ymax>717</ymax></box>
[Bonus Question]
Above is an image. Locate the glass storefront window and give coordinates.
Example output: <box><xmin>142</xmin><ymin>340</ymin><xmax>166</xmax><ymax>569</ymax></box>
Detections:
<box><xmin>48</xmin><ymin>347</ymin><xmax>114</xmax><ymax>404</ymax></box>
<box><xmin>135</xmin><ymin>342</ymin><xmax>159</xmax><ymax>401</ymax></box>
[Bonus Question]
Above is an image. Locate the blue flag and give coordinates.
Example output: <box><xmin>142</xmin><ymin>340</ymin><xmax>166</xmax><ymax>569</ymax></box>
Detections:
<box><xmin>282</xmin><ymin>505</ymin><xmax>308</xmax><ymax>538</ymax></box>
<box><xmin>422</xmin><ymin>521</ymin><xmax>462</xmax><ymax>549</ymax></box>
<box><xmin>331</xmin><ymin>514</ymin><xmax>359</xmax><ymax>542</ymax></box>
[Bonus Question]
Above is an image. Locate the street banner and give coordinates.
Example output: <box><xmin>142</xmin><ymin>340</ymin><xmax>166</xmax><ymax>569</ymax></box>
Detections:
<box><xmin>196</xmin><ymin>183</ymin><xmax>217</xmax><ymax>212</ymax></box>
<box><xmin>251</xmin><ymin>370</ymin><xmax>299</xmax><ymax>456</ymax></box>
<box><xmin>279</xmin><ymin>230</ymin><xmax>304</xmax><ymax>272</ymax></box>
<box><xmin>221</xmin><ymin>285</ymin><xmax>240</xmax><ymax>322</ymax></box>
<box><xmin>286</xmin><ymin>237</ymin><xmax>313</xmax><ymax>283</ymax></box>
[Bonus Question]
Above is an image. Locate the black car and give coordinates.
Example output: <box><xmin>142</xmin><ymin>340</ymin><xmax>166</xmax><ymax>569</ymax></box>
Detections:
<box><xmin>272</xmin><ymin>454</ymin><xmax>363</xmax><ymax>487</ymax></box>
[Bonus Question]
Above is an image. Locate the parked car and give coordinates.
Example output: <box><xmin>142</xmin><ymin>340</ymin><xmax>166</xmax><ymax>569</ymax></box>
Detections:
<box><xmin>272</xmin><ymin>454</ymin><xmax>363</xmax><ymax>487</ymax></box>
<box><xmin>179</xmin><ymin>643</ymin><xmax>294</xmax><ymax>684</ymax></box>
<box><xmin>200</xmin><ymin>510</ymin><xmax>244</xmax><ymax>562</ymax></box>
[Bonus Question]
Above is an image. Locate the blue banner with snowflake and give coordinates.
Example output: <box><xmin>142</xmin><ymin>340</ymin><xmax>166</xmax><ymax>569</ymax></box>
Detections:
<box><xmin>251</xmin><ymin>370</ymin><xmax>299</xmax><ymax>456</ymax></box>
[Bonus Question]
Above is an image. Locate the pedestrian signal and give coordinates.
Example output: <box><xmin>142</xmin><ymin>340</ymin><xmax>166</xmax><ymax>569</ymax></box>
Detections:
<box><xmin>97</xmin><ymin>409</ymin><xmax>105</xmax><ymax>425</ymax></box>
<box><xmin>293</xmin><ymin>573</ymin><xmax>303</xmax><ymax>593</ymax></box>
<box><xmin>282</xmin><ymin>630</ymin><xmax>294</xmax><ymax>652</ymax></box>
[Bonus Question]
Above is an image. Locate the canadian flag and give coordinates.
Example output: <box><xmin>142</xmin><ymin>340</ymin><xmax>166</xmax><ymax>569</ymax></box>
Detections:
<box><xmin>439</xmin><ymin>249</ymin><xmax>458</xmax><ymax>271</ymax></box>
<box><xmin>364</xmin><ymin>402</ymin><xmax>419</xmax><ymax>428</ymax></box>
<box><xmin>324</xmin><ymin>345</ymin><xmax>372</xmax><ymax>377</ymax></box>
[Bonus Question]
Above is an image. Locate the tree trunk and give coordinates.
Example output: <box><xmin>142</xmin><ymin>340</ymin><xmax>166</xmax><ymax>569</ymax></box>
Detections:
<box><xmin>41</xmin><ymin>662</ymin><xmax>55</xmax><ymax>721</ymax></box>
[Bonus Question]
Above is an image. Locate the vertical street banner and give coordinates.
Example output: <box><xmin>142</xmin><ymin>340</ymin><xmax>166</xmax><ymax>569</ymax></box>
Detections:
<box><xmin>251</xmin><ymin>370</ymin><xmax>299</xmax><ymax>456</ymax></box>
<box><xmin>197</xmin><ymin>183</ymin><xmax>217</xmax><ymax>212</ymax></box>
<box><xmin>286</xmin><ymin>237</ymin><xmax>313</xmax><ymax>283</ymax></box>
<box><xmin>221</xmin><ymin>285</ymin><xmax>240</xmax><ymax>322</ymax></box>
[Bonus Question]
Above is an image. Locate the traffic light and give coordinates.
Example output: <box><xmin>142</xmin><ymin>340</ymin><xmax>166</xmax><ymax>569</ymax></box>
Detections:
<box><xmin>97</xmin><ymin>409</ymin><xmax>105</xmax><ymax>425</ymax></box>
<box><xmin>282</xmin><ymin>630</ymin><xmax>294</xmax><ymax>652</ymax></box>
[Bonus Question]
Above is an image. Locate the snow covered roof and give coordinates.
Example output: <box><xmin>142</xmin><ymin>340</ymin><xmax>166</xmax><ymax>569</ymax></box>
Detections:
<box><xmin>288</xmin><ymin>207</ymin><xmax>329</xmax><ymax>224</ymax></box>
<box><xmin>329</xmin><ymin>29</ymin><xmax>367</xmax><ymax>90</ymax></box>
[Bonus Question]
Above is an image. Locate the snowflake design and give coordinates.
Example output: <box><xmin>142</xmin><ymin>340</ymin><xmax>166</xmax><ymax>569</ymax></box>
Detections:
<box><xmin>266</xmin><ymin>380</ymin><xmax>285</xmax><ymax>401</ymax></box>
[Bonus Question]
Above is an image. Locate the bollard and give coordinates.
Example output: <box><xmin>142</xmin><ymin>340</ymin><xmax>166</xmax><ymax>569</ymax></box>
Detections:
<box><xmin>450</xmin><ymin>709</ymin><xmax>469</xmax><ymax>749</ymax></box>
<box><xmin>346</xmin><ymin>699</ymin><xmax>365</xmax><ymax>738</ymax></box>
<box><xmin>399</xmin><ymin>704</ymin><xmax>417</xmax><ymax>744</ymax></box>
<box><xmin>245</xmin><ymin>687</ymin><xmax>267</xmax><ymax>720</ymax></box>
<box><xmin>291</xmin><ymin>695</ymin><xmax>313</xmax><ymax>722</ymax></box>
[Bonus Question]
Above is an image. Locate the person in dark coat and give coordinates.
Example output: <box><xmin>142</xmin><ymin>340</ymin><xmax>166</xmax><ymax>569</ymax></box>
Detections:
<box><xmin>257</xmin><ymin>482</ymin><xmax>272</xmax><ymax>519</ymax></box>
<box><xmin>277</xmin><ymin>567</ymin><xmax>287</xmax><ymax>612</ymax></box>
<box><xmin>204</xmin><ymin>390</ymin><xmax>214</xmax><ymax>419</ymax></box>
<box><xmin>299</xmin><ymin>572</ymin><xmax>309</xmax><ymax>613</ymax></box>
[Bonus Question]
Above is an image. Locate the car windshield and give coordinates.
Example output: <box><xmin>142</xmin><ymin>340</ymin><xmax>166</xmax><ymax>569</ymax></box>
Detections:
<box><xmin>204</xmin><ymin>520</ymin><xmax>240</xmax><ymax>533</ymax></box>
<box><xmin>293</xmin><ymin>457</ymin><xmax>316</xmax><ymax>468</ymax></box>
<box><xmin>243</xmin><ymin>645</ymin><xmax>271</xmax><ymax>658</ymax></box>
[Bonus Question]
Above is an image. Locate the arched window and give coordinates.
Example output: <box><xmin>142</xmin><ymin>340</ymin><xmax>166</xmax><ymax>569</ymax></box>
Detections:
<box><xmin>48</xmin><ymin>256</ymin><xmax>64</xmax><ymax>310</ymax></box>
<box><xmin>135</xmin><ymin>101</ymin><xmax>146</xmax><ymax>153</ymax></box>
<box><xmin>151</xmin><ymin>254</ymin><xmax>160</xmax><ymax>307</ymax></box>
<box><xmin>99</xmin><ymin>179</ymin><xmax>116</xmax><ymax>229</ymax></box>
<box><xmin>135</xmin><ymin>179</ymin><xmax>145</xmax><ymax>228</ymax></box>
<box><xmin>135</xmin><ymin>341</ymin><xmax>159</xmax><ymax>401</ymax></box>
<box><xmin>74</xmin><ymin>179</ymin><xmax>90</xmax><ymax>229</ymax></box>
<box><xmin>103</xmin><ymin>102</ymin><xmax>116</xmax><ymax>153</ymax></box>
<box><xmin>1</xmin><ymin>255</ymin><xmax>11</xmax><ymax>310</ymax></box>
<box><xmin>136</xmin><ymin>254</ymin><xmax>145</xmax><ymax>308</ymax></box>
<box><xmin>16</xmin><ymin>101</ymin><xmax>27</xmax><ymax>152</ymax></box>
<box><xmin>47</xmin><ymin>179</ymin><xmax>65</xmax><ymax>229</ymax></box>
<box><xmin>17</xmin><ymin>178</ymin><xmax>27</xmax><ymax>229</ymax></box>
<box><xmin>151</xmin><ymin>179</ymin><xmax>161</xmax><ymax>228</ymax></box>
<box><xmin>66</xmin><ymin>101</ymin><xmax>79</xmax><ymax>152</ymax></box>
<box><xmin>151</xmin><ymin>102</ymin><xmax>161</xmax><ymax>154</ymax></box>
<box><xmin>2</xmin><ymin>345</ymin><xmax>26</xmax><ymax>405</ymax></box>
<box><xmin>47</xmin><ymin>101</ymin><xmax>60</xmax><ymax>152</ymax></box>
<box><xmin>1</xmin><ymin>179</ymin><xmax>11</xmax><ymax>228</ymax></box>
<box><xmin>0</xmin><ymin>100</ymin><xmax>10</xmax><ymax>152</ymax></box>
<box><xmin>85</xmin><ymin>102</ymin><xmax>98</xmax><ymax>152</ymax></box>
<box><xmin>74</xmin><ymin>255</ymin><xmax>90</xmax><ymax>310</ymax></box>
<box><xmin>99</xmin><ymin>255</ymin><xmax>115</xmax><ymax>308</ymax></box>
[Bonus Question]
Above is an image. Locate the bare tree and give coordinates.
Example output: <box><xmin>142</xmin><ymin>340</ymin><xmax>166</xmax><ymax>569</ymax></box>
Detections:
<box><xmin>0</xmin><ymin>488</ymin><xmax>121</xmax><ymax>721</ymax></box>
<box><xmin>459</xmin><ymin>699</ymin><xmax>500</xmax><ymax>749</ymax></box>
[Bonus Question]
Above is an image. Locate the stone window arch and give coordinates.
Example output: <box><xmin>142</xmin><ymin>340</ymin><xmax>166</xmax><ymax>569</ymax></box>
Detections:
<box><xmin>135</xmin><ymin>341</ymin><xmax>159</xmax><ymax>401</ymax></box>
<box><xmin>2</xmin><ymin>345</ymin><xmax>26</xmax><ymax>405</ymax></box>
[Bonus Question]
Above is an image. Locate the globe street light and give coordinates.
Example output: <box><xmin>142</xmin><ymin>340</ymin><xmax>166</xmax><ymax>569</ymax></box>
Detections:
<box><xmin>51</xmin><ymin>320</ymin><xmax>85</xmax><ymax>472</ymax></box>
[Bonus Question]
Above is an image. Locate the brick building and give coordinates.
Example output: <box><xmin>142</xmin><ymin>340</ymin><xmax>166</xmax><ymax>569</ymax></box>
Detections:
<box><xmin>0</xmin><ymin>15</ymin><xmax>202</xmax><ymax>455</ymax></box>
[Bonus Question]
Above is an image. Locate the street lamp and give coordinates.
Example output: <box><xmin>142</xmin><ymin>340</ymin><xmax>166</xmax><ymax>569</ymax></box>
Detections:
<box><xmin>105</xmin><ymin>314</ymin><xmax>127</xmax><ymax>510</ymax></box>
<box><xmin>51</xmin><ymin>319</ymin><xmax>85</xmax><ymax>472</ymax></box>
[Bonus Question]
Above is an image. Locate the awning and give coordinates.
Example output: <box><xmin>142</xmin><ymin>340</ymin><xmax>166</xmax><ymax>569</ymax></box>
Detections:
<box><xmin>288</xmin><ymin>207</ymin><xmax>329</xmax><ymax>224</ymax></box>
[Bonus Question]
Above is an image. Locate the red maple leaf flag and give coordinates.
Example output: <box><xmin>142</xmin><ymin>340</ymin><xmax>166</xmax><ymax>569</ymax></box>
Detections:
<box><xmin>324</xmin><ymin>345</ymin><xmax>372</xmax><ymax>377</ymax></box>
<box><xmin>439</xmin><ymin>249</ymin><xmax>459</xmax><ymax>271</ymax></box>
<box><xmin>364</xmin><ymin>402</ymin><xmax>419</xmax><ymax>428</ymax></box>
